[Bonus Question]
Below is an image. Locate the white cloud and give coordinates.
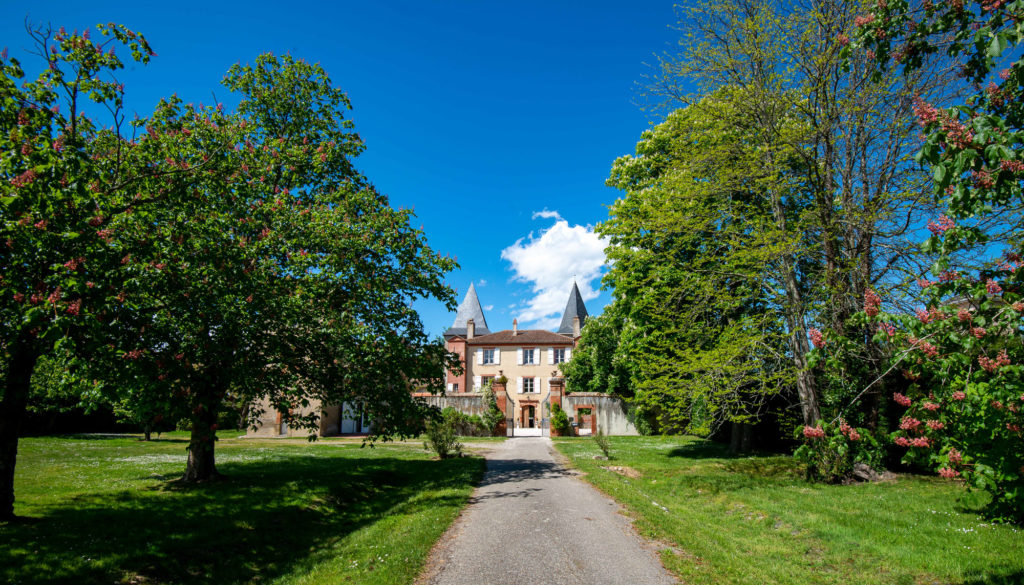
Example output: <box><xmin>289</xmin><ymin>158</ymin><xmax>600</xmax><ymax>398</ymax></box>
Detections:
<box><xmin>531</xmin><ymin>209</ymin><xmax>563</xmax><ymax>221</ymax></box>
<box><xmin>483</xmin><ymin>305</ymin><xmax>494</xmax><ymax>311</ymax></box>
<box><xmin>478</xmin><ymin>279</ymin><xmax>487</xmax><ymax>287</ymax></box>
<box><xmin>500</xmin><ymin>216</ymin><xmax>608</xmax><ymax>330</ymax></box>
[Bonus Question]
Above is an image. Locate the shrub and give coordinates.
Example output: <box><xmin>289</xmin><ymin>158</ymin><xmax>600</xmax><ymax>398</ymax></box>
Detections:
<box><xmin>424</xmin><ymin>412</ymin><xmax>462</xmax><ymax>459</ymax></box>
<box><xmin>480</xmin><ymin>382</ymin><xmax>505</xmax><ymax>435</ymax></box>
<box><xmin>794</xmin><ymin>420</ymin><xmax>881</xmax><ymax>483</ymax></box>
<box><xmin>551</xmin><ymin>403</ymin><xmax>571</xmax><ymax>436</ymax></box>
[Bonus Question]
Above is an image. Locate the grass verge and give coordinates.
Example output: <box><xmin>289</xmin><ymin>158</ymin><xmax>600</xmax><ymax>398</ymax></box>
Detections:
<box><xmin>2</xmin><ymin>433</ymin><xmax>485</xmax><ymax>585</ymax></box>
<box><xmin>553</xmin><ymin>435</ymin><xmax>1024</xmax><ymax>585</ymax></box>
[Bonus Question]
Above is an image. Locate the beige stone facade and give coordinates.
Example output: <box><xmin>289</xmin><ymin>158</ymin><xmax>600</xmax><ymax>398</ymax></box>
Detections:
<box><xmin>444</xmin><ymin>282</ymin><xmax>588</xmax><ymax>432</ymax></box>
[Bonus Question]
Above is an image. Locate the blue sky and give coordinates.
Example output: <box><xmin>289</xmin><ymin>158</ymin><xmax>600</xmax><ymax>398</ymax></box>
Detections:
<box><xmin>2</xmin><ymin>1</ymin><xmax>682</xmax><ymax>337</ymax></box>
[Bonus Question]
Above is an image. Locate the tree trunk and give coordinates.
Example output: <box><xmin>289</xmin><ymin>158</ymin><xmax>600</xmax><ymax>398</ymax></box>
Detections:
<box><xmin>182</xmin><ymin>405</ymin><xmax>220</xmax><ymax>483</ymax></box>
<box><xmin>767</xmin><ymin>157</ymin><xmax>823</xmax><ymax>427</ymax></box>
<box><xmin>1</xmin><ymin>338</ymin><xmax>40</xmax><ymax>521</ymax></box>
<box><xmin>143</xmin><ymin>427</ymin><xmax>152</xmax><ymax>442</ymax></box>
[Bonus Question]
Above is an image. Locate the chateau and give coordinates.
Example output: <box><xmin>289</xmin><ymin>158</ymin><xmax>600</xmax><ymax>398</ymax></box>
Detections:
<box><xmin>440</xmin><ymin>282</ymin><xmax>588</xmax><ymax>434</ymax></box>
<box><xmin>249</xmin><ymin>281</ymin><xmax>638</xmax><ymax>438</ymax></box>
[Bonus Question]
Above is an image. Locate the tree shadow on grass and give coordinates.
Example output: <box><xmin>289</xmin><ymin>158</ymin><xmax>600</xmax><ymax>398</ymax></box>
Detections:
<box><xmin>0</xmin><ymin>455</ymin><xmax>482</xmax><ymax>585</ymax></box>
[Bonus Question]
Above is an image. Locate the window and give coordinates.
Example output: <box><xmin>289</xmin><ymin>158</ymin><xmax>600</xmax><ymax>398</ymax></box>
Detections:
<box><xmin>483</xmin><ymin>348</ymin><xmax>496</xmax><ymax>364</ymax></box>
<box><xmin>523</xmin><ymin>377</ymin><xmax>535</xmax><ymax>393</ymax></box>
<box><xmin>523</xmin><ymin>348</ymin><xmax>535</xmax><ymax>365</ymax></box>
<box><xmin>452</xmin><ymin>383</ymin><xmax>459</xmax><ymax>393</ymax></box>
<box><xmin>553</xmin><ymin>348</ymin><xmax>566</xmax><ymax>364</ymax></box>
<box><xmin>482</xmin><ymin>375</ymin><xmax>495</xmax><ymax>388</ymax></box>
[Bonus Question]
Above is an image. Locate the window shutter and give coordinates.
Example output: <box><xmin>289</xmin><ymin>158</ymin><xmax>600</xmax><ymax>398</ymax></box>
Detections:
<box><xmin>517</xmin><ymin>377</ymin><xmax>523</xmax><ymax>393</ymax></box>
<box><xmin>565</xmin><ymin>348</ymin><xmax>572</xmax><ymax>361</ymax></box>
<box><xmin>446</xmin><ymin>382</ymin><xmax>453</xmax><ymax>392</ymax></box>
<box><xmin>534</xmin><ymin>377</ymin><xmax>540</xmax><ymax>393</ymax></box>
<box><xmin>517</xmin><ymin>348</ymin><xmax>523</xmax><ymax>365</ymax></box>
<box><xmin>547</xmin><ymin>347</ymin><xmax>554</xmax><ymax>364</ymax></box>
<box><xmin>494</xmin><ymin>348</ymin><xmax>500</xmax><ymax>365</ymax></box>
<box><xmin>476</xmin><ymin>348</ymin><xmax>483</xmax><ymax>365</ymax></box>
<box><xmin>473</xmin><ymin>375</ymin><xmax>481</xmax><ymax>391</ymax></box>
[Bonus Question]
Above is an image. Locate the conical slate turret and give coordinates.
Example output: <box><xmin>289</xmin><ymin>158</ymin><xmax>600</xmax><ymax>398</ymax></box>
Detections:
<box><xmin>557</xmin><ymin>281</ymin><xmax>588</xmax><ymax>335</ymax></box>
<box><xmin>444</xmin><ymin>283</ymin><xmax>490</xmax><ymax>339</ymax></box>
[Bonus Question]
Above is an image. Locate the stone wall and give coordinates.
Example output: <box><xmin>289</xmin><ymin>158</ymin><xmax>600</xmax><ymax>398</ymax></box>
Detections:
<box><xmin>415</xmin><ymin>393</ymin><xmax>487</xmax><ymax>417</ymax></box>
<box><xmin>563</xmin><ymin>393</ymin><xmax>639</xmax><ymax>436</ymax></box>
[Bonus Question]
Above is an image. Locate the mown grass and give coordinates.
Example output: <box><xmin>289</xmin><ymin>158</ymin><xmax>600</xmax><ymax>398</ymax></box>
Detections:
<box><xmin>553</xmin><ymin>435</ymin><xmax>1024</xmax><ymax>585</ymax></box>
<box><xmin>2</xmin><ymin>433</ymin><xmax>485</xmax><ymax>585</ymax></box>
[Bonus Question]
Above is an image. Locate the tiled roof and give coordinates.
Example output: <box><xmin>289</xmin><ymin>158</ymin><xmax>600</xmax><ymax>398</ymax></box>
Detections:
<box><xmin>468</xmin><ymin>329</ymin><xmax>574</xmax><ymax>345</ymax></box>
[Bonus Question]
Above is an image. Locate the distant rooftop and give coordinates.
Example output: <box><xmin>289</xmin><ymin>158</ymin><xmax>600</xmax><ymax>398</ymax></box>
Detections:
<box><xmin>556</xmin><ymin>281</ymin><xmax>588</xmax><ymax>335</ymax></box>
<box><xmin>443</xmin><ymin>283</ymin><xmax>490</xmax><ymax>339</ymax></box>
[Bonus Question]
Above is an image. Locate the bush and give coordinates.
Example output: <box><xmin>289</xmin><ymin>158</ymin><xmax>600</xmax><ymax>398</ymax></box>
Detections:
<box><xmin>794</xmin><ymin>420</ymin><xmax>882</xmax><ymax>483</ymax></box>
<box><xmin>424</xmin><ymin>412</ymin><xmax>462</xmax><ymax>459</ymax></box>
<box><xmin>480</xmin><ymin>382</ymin><xmax>505</xmax><ymax>435</ymax></box>
<box><xmin>551</xmin><ymin>403</ymin><xmax>571</xmax><ymax>436</ymax></box>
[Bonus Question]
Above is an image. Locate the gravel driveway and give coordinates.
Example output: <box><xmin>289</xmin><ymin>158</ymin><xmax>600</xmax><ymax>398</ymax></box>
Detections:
<box><xmin>419</xmin><ymin>437</ymin><xmax>677</xmax><ymax>585</ymax></box>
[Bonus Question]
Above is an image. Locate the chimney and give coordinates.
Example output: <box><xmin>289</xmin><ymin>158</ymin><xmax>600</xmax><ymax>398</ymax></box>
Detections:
<box><xmin>572</xmin><ymin>316</ymin><xmax>581</xmax><ymax>338</ymax></box>
<box><xmin>513</xmin><ymin>319</ymin><xmax>518</xmax><ymax>336</ymax></box>
<box><xmin>467</xmin><ymin>318</ymin><xmax>475</xmax><ymax>340</ymax></box>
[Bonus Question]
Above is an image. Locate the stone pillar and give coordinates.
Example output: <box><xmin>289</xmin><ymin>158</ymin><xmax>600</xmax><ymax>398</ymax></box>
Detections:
<box><xmin>548</xmin><ymin>376</ymin><xmax>564</xmax><ymax>409</ymax></box>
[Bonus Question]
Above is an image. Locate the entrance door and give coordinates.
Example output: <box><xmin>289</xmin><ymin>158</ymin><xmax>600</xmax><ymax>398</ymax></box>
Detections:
<box><xmin>525</xmin><ymin>405</ymin><xmax>536</xmax><ymax>428</ymax></box>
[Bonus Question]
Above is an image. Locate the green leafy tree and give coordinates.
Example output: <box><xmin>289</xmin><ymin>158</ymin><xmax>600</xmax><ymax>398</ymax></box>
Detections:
<box><xmin>834</xmin><ymin>0</ymin><xmax>1024</xmax><ymax>521</ymax></box>
<box><xmin>644</xmin><ymin>0</ymin><xmax>961</xmax><ymax>434</ymax></box>
<box><xmin>93</xmin><ymin>54</ymin><xmax>459</xmax><ymax>482</ymax></box>
<box><xmin>588</xmin><ymin>91</ymin><xmax>808</xmax><ymax>444</ymax></box>
<box><xmin>0</xmin><ymin>23</ymin><xmax>155</xmax><ymax>520</ymax></box>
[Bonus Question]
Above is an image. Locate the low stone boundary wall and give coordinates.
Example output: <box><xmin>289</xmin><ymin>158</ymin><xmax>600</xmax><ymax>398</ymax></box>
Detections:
<box><xmin>563</xmin><ymin>393</ymin><xmax>639</xmax><ymax>436</ymax></box>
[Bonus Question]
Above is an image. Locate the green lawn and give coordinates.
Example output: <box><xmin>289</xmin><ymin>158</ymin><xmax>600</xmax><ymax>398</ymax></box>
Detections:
<box><xmin>553</xmin><ymin>435</ymin><xmax>1024</xmax><ymax>585</ymax></box>
<box><xmin>2</xmin><ymin>433</ymin><xmax>485</xmax><ymax>585</ymax></box>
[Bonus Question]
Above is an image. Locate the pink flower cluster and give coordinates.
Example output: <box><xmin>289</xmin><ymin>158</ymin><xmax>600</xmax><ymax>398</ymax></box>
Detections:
<box><xmin>123</xmin><ymin>349</ymin><xmax>144</xmax><ymax>360</ymax></box>
<box><xmin>938</xmin><ymin>467</ymin><xmax>961</xmax><ymax>479</ymax></box>
<box><xmin>809</xmin><ymin>328</ymin><xmax>825</xmax><ymax>348</ymax></box>
<box><xmin>952</xmin><ymin>391</ymin><xmax>966</xmax><ymax>401</ymax></box>
<box><xmin>943</xmin><ymin>118</ymin><xmax>975</xmax><ymax>150</ymax></box>
<box><xmin>927</xmin><ymin>420</ymin><xmax>945</xmax><ymax>431</ymax></box>
<box><xmin>839</xmin><ymin>419</ymin><xmax>861</xmax><ymax>441</ymax></box>
<box><xmin>922</xmin><ymin>401</ymin><xmax>940</xmax><ymax>411</ymax></box>
<box><xmin>864</xmin><ymin>289</ymin><xmax>881</xmax><ymax>317</ymax></box>
<box><xmin>894</xmin><ymin>436</ymin><xmax>932</xmax><ymax>448</ymax></box>
<box><xmin>918</xmin><ymin>340</ymin><xmax>939</xmax><ymax>358</ymax></box>
<box><xmin>11</xmin><ymin>169</ymin><xmax>38</xmax><ymax>188</ymax></box>
<box><xmin>803</xmin><ymin>425</ymin><xmax>826</xmax><ymax>440</ymax></box>
<box><xmin>63</xmin><ymin>257</ymin><xmax>84</xmax><ymax>271</ymax></box>
<box><xmin>894</xmin><ymin>392</ymin><xmax>912</xmax><ymax>407</ymax></box>
<box><xmin>913</xmin><ymin>98</ymin><xmax>940</xmax><ymax>127</ymax></box>
<box><xmin>927</xmin><ymin>215</ymin><xmax>956</xmax><ymax>236</ymax></box>
<box><xmin>986</xmin><ymin>279</ymin><xmax>1002</xmax><ymax>294</ymax></box>
<box><xmin>900</xmin><ymin>416</ymin><xmax>922</xmax><ymax>431</ymax></box>
<box><xmin>916</xmin><ymin>307</ymin><xmax>945</xmax><ymax>324</ymax></box>
<box><xmin>939</xmin><ymin>270</ymin><xmax>960</xmax><ymax>282</ymax></box>
<box><xmin>66</xmin><ymin>298</ymin><xmax>82</xmax><ymax>316</ymax></box>
<box><xmin>917</xmin><ymin>278</ymin><xmax>935</xmax><ymax>288</ymax></box>
<box><xmin>948</xmin><ymin>448</ymin><xmax>963</xmax><ymax>464</ymax></box>
<box><xmin>972</xmin><ymin>169</ymin><xmax>994</xmax><ymax>189</ymax></box>
<box><xmin>958</xmin><ymin>308</ymin><xmax>972</xmax><ymax>322</ymax></box>
<box><xmin>878</xmin><ymin>322</ymin><xmax>896</xmax><ymax>337</ymax></box>
<box><xmin>972</xmin><ymin>327</ymin><xmax>987</xmax><ymax>339</ymax></box>
<box><xmin>999</xmin><ymin>159</ymin><xmax>1024</xmax><ymax>173</ymax></box>
<box><xmin>978</xmin><ymin>350</ymin><xmax>1011</xmax><ymax>373</ymax></box>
